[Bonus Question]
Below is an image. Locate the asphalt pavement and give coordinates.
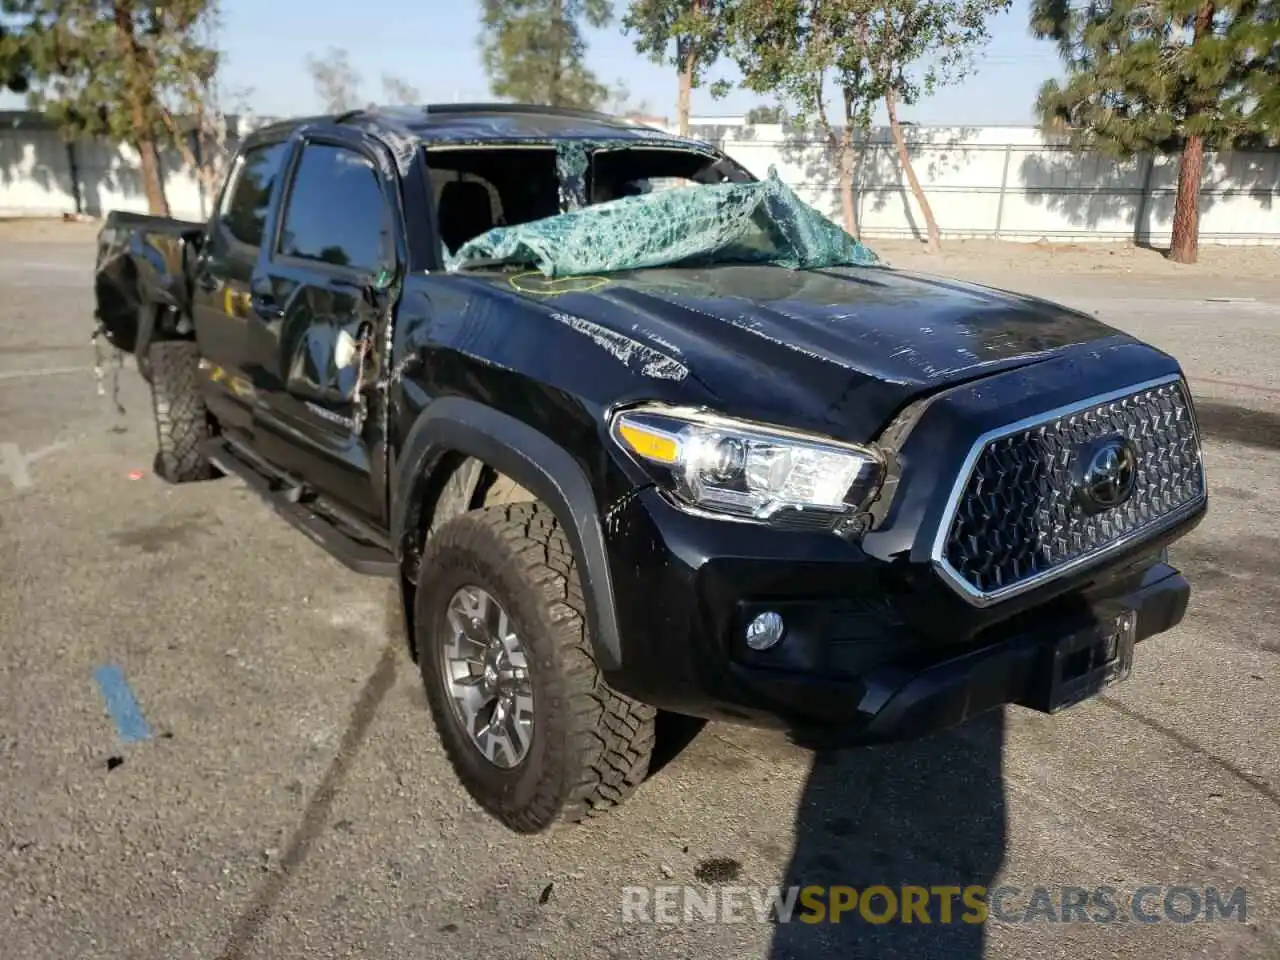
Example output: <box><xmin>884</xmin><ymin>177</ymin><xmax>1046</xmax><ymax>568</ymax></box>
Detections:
<box><xmin>1</xmin><ymin>231</ymin><xmax>1277</xmax><ymax>959</ymax></box>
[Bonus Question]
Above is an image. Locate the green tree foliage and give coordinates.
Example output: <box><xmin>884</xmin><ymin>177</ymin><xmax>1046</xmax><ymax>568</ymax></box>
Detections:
<box><xmin>730</xmin><ymin>0</ymin><xmax>880</xmax><ymax>237</ymax></box>
<box><xmin>163</xmin><ymin>3</ymin><xmax>249</xmax><ymax>204</ymax></box>
<box><xmin>1032</xmin><ymin>0</ymin><xmax>1279</xmax><ymax>263</ymax></box>
<box><xmin>381</xmin><ymin>72</ymin><xmax>419</xmax><ymax>106</ymax></box>
<box><xmin>864</xmin><ymin>0</ymin><xmax>1012</xmax><ymax>251</ymax></box>
<box><xmin>0</xmin><ymin>22</ymin><xmax>32</xmax><ymax>92</ymax></box>
<box><xmin>745</xmin><ymin>103</ymin><xmax>787</xmax><ymax>124</ymax></box>
<box><xmin>479</xmin><ymin>0</ymin><xmax>613</xmax><ymax>110</ymax></box>
<box><xmin>731</xmin><ymin>0</ymin><xmax>1009</xmax><ymax>249</ymax></box>
<box><xmin>622</xmin><ymin>0</ymin><xmax>733</xmax><ymax>135</ymax></box>
<box><xmin>605</xmin><ymin>77</ymin><xmax>652</xmax><ymax>116</ymax></box>
<box><xmin>305</xmin><ymin>46</ymin><xmax>362</xmax><ymax>112</ymax></box>
<box><xmin>1</xmin><ymin>0</ymin><xmax>220</xmax><ymax>216</ymax></box>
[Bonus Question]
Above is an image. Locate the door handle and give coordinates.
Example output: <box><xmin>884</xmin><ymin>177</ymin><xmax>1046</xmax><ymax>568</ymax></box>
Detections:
<box><xmin>330</xmin><ymin>276</ymin><xmax>378</xmax><ymax>307</ymax></box>
<box><xmin>250</xmin><ymin>292</ymin><xmax>285</xmax><ymax>320</ymax></box>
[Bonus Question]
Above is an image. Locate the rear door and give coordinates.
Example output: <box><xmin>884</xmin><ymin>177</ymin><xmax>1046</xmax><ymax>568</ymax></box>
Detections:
<box><xmin>190</xmin><ymin>137</ymin><xmax>293</xmax><ymax>438</ymax></box>
<box><xmin>245</xmin><ymin>133</ymin><xmax>401</xmax><ymax>527</ymax></box>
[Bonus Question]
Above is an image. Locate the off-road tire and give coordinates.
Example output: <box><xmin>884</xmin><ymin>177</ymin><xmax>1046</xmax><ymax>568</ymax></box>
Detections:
<box><xmin>415</xmin><ymin>502</ymin><xmax>656</xmax><ymax>833</ymax></box>
<box><xmin>147</xmin><ymin>340</ymin><xmax>216</xmax><ymax>483</ymax></box>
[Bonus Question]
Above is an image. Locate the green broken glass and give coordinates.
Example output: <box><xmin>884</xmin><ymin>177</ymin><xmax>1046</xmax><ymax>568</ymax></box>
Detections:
<box><xmin>445</xmin><ymin>168</ymin><xmax>879</xmax><ymax>278</ymax></box>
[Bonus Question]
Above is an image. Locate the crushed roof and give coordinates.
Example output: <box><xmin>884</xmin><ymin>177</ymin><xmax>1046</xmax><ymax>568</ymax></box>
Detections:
<box><xmin>249</xmin><ymin>102</ymin><xmax>714</xmax><ymax>152</ymax></box>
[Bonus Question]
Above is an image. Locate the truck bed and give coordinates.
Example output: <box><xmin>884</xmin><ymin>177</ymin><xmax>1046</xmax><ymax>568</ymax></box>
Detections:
<box><xmin>93</xmin><ymin>210</ymin><xmax>207</xmax><ymax>358</ymax></box>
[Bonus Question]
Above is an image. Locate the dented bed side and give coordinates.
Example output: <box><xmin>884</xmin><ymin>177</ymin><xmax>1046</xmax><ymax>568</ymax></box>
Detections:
<box><xmin>93</xmin><ymin>211</ymin><xmax>205</xmax><ymax>364</ymax></box>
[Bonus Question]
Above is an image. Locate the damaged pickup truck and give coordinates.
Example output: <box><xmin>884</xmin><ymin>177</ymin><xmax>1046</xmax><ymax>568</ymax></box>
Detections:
<box><xmin>93</xmin><ymin>104</ymin><xmax>1208</xmax><ymax>833</ymax></box>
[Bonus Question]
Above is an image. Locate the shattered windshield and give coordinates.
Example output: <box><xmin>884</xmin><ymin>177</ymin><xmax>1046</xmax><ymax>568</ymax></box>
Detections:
<box><xmin>434</xmin><ymin>141</ymin><xmax>879</xmax><ymax>278</ymax></box>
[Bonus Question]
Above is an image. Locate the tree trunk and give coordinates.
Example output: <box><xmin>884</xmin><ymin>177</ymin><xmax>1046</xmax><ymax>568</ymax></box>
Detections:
<box><xmin>837</xmin><ymin>125</ymin><xmax>858</xmax><ymax>237</ymax></box>
<box><xmin>676</xmin><ymin>38</ymin><xmax>694</xmax><ymax>137</ymax></box>
<box><xmin>548</xmin><ymin>0</ymin><xmax>564</xmax><ymax>106</ymax></box>
<box><xmin>886</xmin><ymin>87</ymin><xmax>940</xmax><ymax>252</ymax></box>
<box><xmin>114</xmin><ymin>0</ymin><xmax>168</xmax><ymax>215</ymax></box>
<box><xmin>839</xmin><ymin>87</ymin><xmax>863</xmax><ymax>239</ymax></box>
<box><xmin>1169</xmin><ymin>134</ymin><xmax>1204</xmax><ymax>264</ymax></box>
<box><xmin>1169</xmin><ymin>1</ymin><xmax>1214</xmax><ymax>265</ymax></box>
<box><xmin>135</xmin><ymin>133</ymin><xmax>170</xmax><ymax>216</ymax></box>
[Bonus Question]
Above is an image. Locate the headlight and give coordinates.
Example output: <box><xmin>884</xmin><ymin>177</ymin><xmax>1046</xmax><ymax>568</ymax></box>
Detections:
<box><xmin>609</xmin><ymin>403</ymin><xmax>885</xmax><ymax>533</ymax></box>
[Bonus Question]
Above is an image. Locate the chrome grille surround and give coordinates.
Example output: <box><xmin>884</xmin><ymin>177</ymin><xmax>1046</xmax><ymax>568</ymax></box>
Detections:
<box><xmin>930</xmin><ymin>374</ymin><xmax>1207</xmax><ymax>607</ymax></box>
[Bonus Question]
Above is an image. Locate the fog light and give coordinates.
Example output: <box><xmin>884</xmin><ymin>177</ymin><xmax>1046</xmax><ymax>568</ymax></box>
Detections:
<box><xmin>745</xmin><ymin>611</ymin><xmax>786</xmax><ymax>651</ymax></box>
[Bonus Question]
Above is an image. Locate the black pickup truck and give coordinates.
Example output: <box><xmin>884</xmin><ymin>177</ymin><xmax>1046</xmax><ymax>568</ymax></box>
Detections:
<box><xmin>93</xmin><ymin>103</ymin><xmax>1208</xmax><ymax>834</ymax></box>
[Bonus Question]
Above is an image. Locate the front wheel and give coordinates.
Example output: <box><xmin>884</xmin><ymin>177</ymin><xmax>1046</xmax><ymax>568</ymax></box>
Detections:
<box><xmin>415</xmin><ymin>502</ymin><xmax>656</xmax><ymax>833</ymax></box>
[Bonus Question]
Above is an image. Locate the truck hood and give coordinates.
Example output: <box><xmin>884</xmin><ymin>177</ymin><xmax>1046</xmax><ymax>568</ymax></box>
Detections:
<box><xmin>518</xmin><ymin>263</ymin><xmax>1130</xmax><ymax>440</ymax></box>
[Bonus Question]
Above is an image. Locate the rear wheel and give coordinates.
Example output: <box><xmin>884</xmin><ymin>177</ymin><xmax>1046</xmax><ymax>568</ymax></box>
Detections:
<box><xmin>147</xmin><ymin>340</ymin><xmax>217</xmax><ymax>483</ymax></box>
<box><xmin>415</xmin><ymin>502</ymin><xmax>656</xmax><ymax>833</ymax></box>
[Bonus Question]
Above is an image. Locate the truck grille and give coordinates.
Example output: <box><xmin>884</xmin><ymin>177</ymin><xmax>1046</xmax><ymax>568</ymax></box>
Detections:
<box><xmin>936</xmin><ymin>376</ymin><xmax>1205</xmax><ymax>604</ymax></box>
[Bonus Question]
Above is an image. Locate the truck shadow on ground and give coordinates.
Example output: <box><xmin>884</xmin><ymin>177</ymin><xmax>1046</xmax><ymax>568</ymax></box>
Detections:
<box><xmin>766</xmin><ymin>712</ymin><xmax>1005</xmax><ymax>959</ymax></box>
<box><xmin>1191</xmin><ymin>399</ymin><xmax>1280</xmax><ymax>453</ymax></box>
<box><xmin>214</xmin><ymin>638</ymin><xmax>401</xmax><ymax>960</ymax></box>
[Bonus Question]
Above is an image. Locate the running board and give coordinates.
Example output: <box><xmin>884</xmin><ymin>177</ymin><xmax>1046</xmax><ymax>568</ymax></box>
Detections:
<box><xmin>203</xmin><ymin>437</ymin><xmax>398</xmax><ymax>578</ymax></box>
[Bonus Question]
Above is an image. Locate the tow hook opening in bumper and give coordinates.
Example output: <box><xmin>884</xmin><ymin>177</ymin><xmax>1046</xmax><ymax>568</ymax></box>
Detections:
<box><xmin>1021</xmin><ymin>609</ymin><xmax>1136</xmax><ymax>714</ymax></box>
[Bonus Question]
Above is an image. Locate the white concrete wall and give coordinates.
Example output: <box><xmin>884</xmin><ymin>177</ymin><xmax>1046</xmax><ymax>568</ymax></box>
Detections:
<box><xmin>1</xmin><ymin>112</ymin><xmax>1276</xmax><ymax>245</ymax></box>
<box><xmin>0</xmin><ymin>119</ymin><xmax>213</xmax><ymax>220</ymax></box>
<box><xmin>702</xmin><ymin>123</ymin><xmax>1280</xmax><ymax>245</ymax></box>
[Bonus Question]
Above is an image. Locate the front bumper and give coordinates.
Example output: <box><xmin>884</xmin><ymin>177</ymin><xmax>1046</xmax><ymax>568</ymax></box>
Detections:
<box><xmin>600</xmin><ymin>486</ymin><xmax>1199</xmax><ymax>747</ymax></box>
<box><xmin>760</xmin><ymin>561</ymin><xmax>1188</xmax><ymax>747</ymax></box>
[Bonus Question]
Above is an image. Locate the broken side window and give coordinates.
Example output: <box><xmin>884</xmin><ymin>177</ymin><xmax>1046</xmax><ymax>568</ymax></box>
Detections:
<box><xmin>585</xmin><ymin>145</ymin><xmax>752</xmax><ymax>204</ymax></box>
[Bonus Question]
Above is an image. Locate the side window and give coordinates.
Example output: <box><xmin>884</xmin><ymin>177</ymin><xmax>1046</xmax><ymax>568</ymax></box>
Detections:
<box><xmin>428</xmin><ymin>169</ymin><xmax>504</xmax><ymax>223</ymax></box>
<box><xmin>220</xmin><ymin>141</ymin><xmax>288</xmax><ymax>249</ymax></box>
<box><xmin>277</xmin><ymin>143</ymin><xmax>389</xmax><ymax>272</ymax></box>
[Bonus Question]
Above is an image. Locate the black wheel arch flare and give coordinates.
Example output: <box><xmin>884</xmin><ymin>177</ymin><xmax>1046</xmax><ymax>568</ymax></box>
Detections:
<box><xmin>391</xmin><ymin>397</ymin><xmax>624</xmax><ymax>672</ymax></box>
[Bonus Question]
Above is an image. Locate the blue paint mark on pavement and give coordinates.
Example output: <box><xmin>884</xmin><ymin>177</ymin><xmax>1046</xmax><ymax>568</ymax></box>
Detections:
<box><xmin>93</xmin><ymin>664</ymin><xmax>152</xmax><ymax>744</ymax></box>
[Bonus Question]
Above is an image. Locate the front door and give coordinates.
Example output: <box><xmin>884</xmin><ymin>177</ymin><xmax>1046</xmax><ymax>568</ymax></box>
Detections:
<box><xmin>246</xmin><ymin>136</ymin><xmax>399</xmax><ymax>528</ymax></box>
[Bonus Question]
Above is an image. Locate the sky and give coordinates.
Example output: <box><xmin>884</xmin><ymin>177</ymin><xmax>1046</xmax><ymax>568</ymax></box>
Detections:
<box><xmin>3</xmin><ymin>0</ymin><xmax>1068</xmax><ymax>126</ymax></box>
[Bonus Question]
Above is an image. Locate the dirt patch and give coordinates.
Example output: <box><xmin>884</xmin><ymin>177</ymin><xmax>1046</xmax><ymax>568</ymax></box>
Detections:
<box><xmin>872</xmin><ymin>237</ymin><xmax>1280</xmax><ymax>287</ymax></box>
<box><xmin>108</xmin><ymin>513</ymin><xmax>219</xmax><ymax>554</ymax></box>
<box><xmin>0</xmin><ymin>343</ymin><xmax>94</xmax><ymax>356</ymax></box>
<box><xmin>0</xmin><ymin>218</ymin><xmax>102</xmax><ymax>244</ymax></box>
